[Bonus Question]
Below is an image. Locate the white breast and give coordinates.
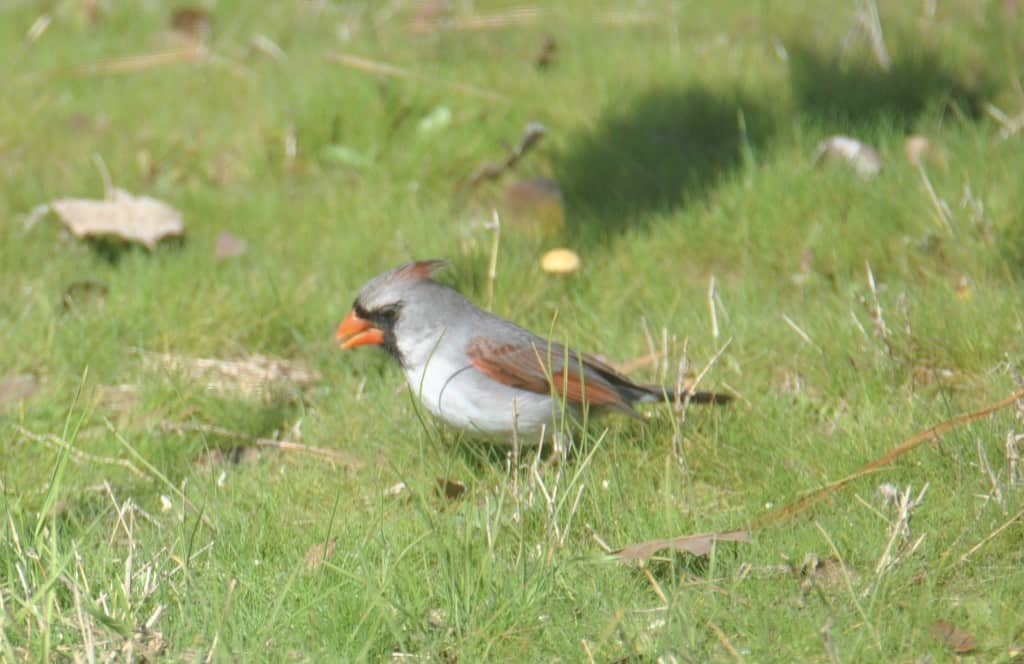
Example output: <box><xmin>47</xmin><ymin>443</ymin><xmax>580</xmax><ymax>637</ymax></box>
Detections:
<box><xmin>403</xmin><ymin>353</ymin><xmax>558</xmax><ymax>442</ymax></box>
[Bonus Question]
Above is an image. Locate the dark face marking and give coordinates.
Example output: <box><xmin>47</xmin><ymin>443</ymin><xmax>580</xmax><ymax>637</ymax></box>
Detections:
<box><xmin>353</xmin><ymin>300</ymin><xmax>404</xmax><ymax>364</ymax></box>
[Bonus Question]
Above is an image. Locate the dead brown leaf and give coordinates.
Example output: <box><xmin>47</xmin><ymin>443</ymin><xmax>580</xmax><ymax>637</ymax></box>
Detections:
<box><xmin>144</xmin><ymin>352</ymin><xmax>320</xmax><ymax>401</ymax></box>
<box><xmin>51</xmin><ymin>188</ymin><xmax>185</xmax><ymax>249</ymax></box>
<box><xmin>436</xmin><ymin>478</ymin><xmax>467</xmax><ymax>500</ymax></box>
<box><xmin>214</xmin><ymin>231</ymin><xmax>247</xmax><ymax>260</ymax></box>
<box><xmin>170</xmin><ymin>7</ymin><xmax>211</xmax><ymax>41</ymax></box>
<box><xmin>614</xmin><ymin>529</ymin><xmax>752</xmax><ymax>562</ymax></box>
<box><xmin>930</xmin><ymin>619</ymin><xmax>977</xmax><ymax>654</ymax></box>
<box><xmin>813</xmin><ymin>135</ymin><xmax>882</xmax><ymax>178</ymax></box>
<box><xmin>304</xmin><ymin>539</ymin><xmax>337</xmax><ymax>571</ymax></box>
<box><xmin>0</xmin><ymin>374</ymin><xmax>39</xmax><ymax>407</ymax></box>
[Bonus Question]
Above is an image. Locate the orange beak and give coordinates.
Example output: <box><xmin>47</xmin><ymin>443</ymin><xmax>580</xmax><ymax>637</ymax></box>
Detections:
<box><xmin>336</xmin><ymin>310</ymin><xmax>385</xmax><ymax>349</ymax></box>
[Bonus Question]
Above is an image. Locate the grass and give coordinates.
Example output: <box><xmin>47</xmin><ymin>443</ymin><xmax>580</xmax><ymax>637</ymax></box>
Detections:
<box><xmin>2</xmin><ymin>0</ymin><xmax>1024</xmax><ymax>660</ymax></box>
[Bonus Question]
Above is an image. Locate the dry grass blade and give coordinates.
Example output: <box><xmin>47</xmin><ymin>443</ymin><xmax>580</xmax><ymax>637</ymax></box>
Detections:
<box><xmin>71</xmin><ymin>45</ymin><xmax>207</xmax><ymax>76</ymax></box>
<box><xmin>614</xmin><ymin>529</ymin><xmax>752</xmax><ymax>562</ymax></box>
<box><xmin>755</xmin><ymin>386</ymin><xmax>1024</xmax><ymax>527</ymax></box>
<box><xmin>162</xmin><ymin>421</ymin><xmax>364</xmax><ymax>470</ymax></box>
<box><xmin>324</xmin><ymin>52</ymin><xmax>509</xmax><ymax>102</ymax></box>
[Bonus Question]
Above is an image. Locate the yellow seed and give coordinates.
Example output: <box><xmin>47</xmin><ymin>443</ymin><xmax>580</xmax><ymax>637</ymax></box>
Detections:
<box><xmin>540</xmin><ymin>248</ymin><xmax>580</xmax><ymax>274</ymax></box>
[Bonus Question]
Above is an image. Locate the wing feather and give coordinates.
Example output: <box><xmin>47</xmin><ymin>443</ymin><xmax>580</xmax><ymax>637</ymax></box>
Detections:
<box><xmin>466</xmin><ymin>336</ymin><xmax>638</xmax><ymax>416</ymax></box>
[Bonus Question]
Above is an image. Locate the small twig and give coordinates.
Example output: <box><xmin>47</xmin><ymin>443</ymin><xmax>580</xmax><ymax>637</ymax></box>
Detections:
<box><xmin>756</xmin><ymin>387</ymin><xmax>1024</xmax><ymax>527</ymax></box>
<box><xmin>160</xmin><ymin>421</ymin><xmax>364</xmax><ymax>469</ymax></box>
<box><xmin>466</xmin><ymin>122</ymin><xmax>546</xmax><ymax>189</ymax></box>
<box><xmin>324</xmin><ymin>52</ymin><xmax>508</xmax><ymax>102</ymax></box>
<box><xmin>15</xmin><ymin>425</ymin><xmax>146</xmax><ymax>478</ymax></box>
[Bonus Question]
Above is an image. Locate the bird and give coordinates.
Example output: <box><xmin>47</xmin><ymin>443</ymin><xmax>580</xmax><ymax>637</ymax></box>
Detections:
<box><xmin>336</xmin><ymin>260</ymin><xmax>730</xmax><ymax>442</ymax></box>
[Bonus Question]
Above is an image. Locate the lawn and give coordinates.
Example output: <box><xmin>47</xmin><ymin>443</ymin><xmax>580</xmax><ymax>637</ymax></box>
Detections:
<box><xmin>2</xmin><ymin>0</ymin><xmax>1024</xmax><ymax>660</ymax></box>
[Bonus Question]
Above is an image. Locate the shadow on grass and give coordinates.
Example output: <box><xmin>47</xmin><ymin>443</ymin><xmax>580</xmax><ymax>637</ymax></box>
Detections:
<box><xmin>787</xmin><ymin>43</ymin><xmax>993</xmax><ymax>132</ymax></box>
<box><xmin>554</xmin><ymin>46</ymin><xmax>992</xmax><ymax>247</ymax></box>
<box><xmin>554</xmin><ymin>85</ymin><xmax>773</xmax><ymax>245</ymax></box>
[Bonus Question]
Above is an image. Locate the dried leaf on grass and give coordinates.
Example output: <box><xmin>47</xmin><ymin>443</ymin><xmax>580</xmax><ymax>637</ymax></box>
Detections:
<box><xmin>930</xmin><ymin>619</ymin><xmax>977</xmax><ymax>654</ymax></box>
<box><xmin>0</xmin><ymin>374</ymin><xmax>39</xmax><ymax>407</ymax></box>
<box><xmin>50</xmin><ymin>188</ymin><xmax>185</xmax><ymax>249</ymax></box>
<box><xmin>214</xmin><ymin>231</ymin><xmax>246</xmax><ymax>260</ymax></box>
<box><xmin>62</xmin><ymin>280</ymin><xmax>108</xmax><ymax>312</ymax></box>
<box><xmin>436</xmin><ymin>478</ymin><xmax>467</xmax><ymax>500</ymax></box>
<box><xmin>304</xmin><ymin>539</ymin><xmax>337</xmax><ymax>571</ymax></box>
<box><xmin>144</xmin><ymin>352</ymin><xmax>320</xmax><ymax>401</ymax></box>
<box><xmin>813</xmin><ymin>135</ymin><xmax>883</xmax><ymax>178</ymax></box>
<box><xmin>615</xmin><ymin>529</ymin><xmax>751</xmax><ymax>562</ymax></box>
<box><xmin>170</xmin><ymin>7</ymin><xmax>211</xmax><ymax>41</ymax></box>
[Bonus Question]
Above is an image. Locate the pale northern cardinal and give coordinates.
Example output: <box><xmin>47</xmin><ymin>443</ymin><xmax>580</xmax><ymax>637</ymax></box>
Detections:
<box><xmin>336</xmin><ymin>260</ymin><xmax>730</xmax><ymax>441</ymax></box>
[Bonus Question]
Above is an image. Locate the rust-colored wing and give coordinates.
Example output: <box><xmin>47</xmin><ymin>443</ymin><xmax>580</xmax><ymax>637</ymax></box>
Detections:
<box><xmin>466</xmin><ymin>336</ymin><xmax>639</xmax><ymax>416</ymax></box>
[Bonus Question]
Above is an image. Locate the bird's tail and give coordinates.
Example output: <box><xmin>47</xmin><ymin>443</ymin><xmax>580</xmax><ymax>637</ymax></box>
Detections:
<box><xmin>638</xmin><ymin>385</ymin><xmax>733</xmax><ymax>405</ymax></box>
